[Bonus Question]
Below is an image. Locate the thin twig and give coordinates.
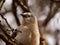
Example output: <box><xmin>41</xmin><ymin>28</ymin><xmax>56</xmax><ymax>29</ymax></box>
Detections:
<box><xmin>0</xmin><ymin>23</ymin><xmax>13</xmax><ymax>41</ymax></box>
<box><xmin>0</xmin><ymin>14</ymin><xmax>12</xmax><ymax>29</ymax></box>
<box><xmin>0</xmin><ymin>34</ymin><xmax>17</xmax><ymax>45</ymax></box>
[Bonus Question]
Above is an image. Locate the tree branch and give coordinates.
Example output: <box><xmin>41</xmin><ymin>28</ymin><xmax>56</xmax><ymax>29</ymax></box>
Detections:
<box><xmin>12</xmin><ymin>0</ymin><xmax>20</xmax><ymax>26</ymax></box>
<box><xmin>0</xmin><ymin>23</ymin><xmax>17</xmax><ymax>45</ymax></box>
<box><xmin>43</xmin><ymin>0</ymin><xmax>58</xmax><ymax>26</ymax></box>
<box><xmin>0</xmin><ymin>0</ymin><xmax>5</xmax><ymax>10</ymax></box>
<box><xmin>16</xmin><ymin>0</ymin><xmax>30</xmax><ymax>12</ymax></box>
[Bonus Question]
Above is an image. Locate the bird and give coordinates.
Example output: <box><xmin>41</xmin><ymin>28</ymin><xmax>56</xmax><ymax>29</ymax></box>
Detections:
<box><xmin>15</xmin><ymin>12</ymin><xmax>40</xmax><ymax>45</ymax></box>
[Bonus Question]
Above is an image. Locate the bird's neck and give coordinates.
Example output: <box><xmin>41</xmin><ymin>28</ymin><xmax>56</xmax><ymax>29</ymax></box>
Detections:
<box><xmin>33</xmin><ymin>16</ymin><xmax>38</xmax><ymax>26</ymax></box>
<box><xmin>22</xmin><ymin>19</ymin><xmax>30</xmax><ymax>26</ymax></box>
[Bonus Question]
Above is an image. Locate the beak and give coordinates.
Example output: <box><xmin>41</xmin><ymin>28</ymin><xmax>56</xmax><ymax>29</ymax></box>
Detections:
<box><xmin>20</xmin><ymin>14</ymin><xmax>27</xmax><ymax>17</ymax></box>
<box><xmin>20</xmin><ymin>14</ymin><xmax>24</xmax><ymax>16</ymax></box>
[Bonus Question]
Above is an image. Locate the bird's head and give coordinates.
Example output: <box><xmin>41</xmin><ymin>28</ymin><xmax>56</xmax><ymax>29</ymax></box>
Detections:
<box><xmin>21</xmin><ymin>12</ymin><xmax>38</xmax><ymax>25</ymax></box>
<box><xmin>21</xmin><ymin>12</ymin><xmax>32</xmax><ymax>18</ymax></box>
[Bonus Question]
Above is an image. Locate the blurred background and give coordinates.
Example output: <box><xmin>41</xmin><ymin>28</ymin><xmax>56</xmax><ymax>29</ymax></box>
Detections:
<box><xmin>0</xmin><ymin>0</ymin><xmax>60</xmax><ymax>45</ymax></box>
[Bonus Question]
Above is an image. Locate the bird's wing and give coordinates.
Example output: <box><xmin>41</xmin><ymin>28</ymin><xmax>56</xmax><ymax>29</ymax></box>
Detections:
<box><xmin>15</xmin><ymin>25</ymin><xmax>31</xmax><ymax>44</ymax></box>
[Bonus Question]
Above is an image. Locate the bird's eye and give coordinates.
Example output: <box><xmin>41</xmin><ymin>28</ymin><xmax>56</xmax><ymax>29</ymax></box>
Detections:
<box><xmin>23</xmin><ymin>15</ymin><xmax>31</xmax><ymax>18</ymax></box>
<box><xmin>23</xmin><ymin>15</ymin><xmax>27</xmax><ymax>17</ymax></box>
<box><xmin>27</xmin><ymin>15</ymin><xmax>31</xmax><ymax>17</ymax></box>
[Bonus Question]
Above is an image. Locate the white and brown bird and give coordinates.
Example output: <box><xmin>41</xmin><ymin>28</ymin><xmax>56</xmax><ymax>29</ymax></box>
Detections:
<box><xmin>15</xmin><ymin>12</ymin><xmax>40</xmax><ymax>45</ymax></box>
